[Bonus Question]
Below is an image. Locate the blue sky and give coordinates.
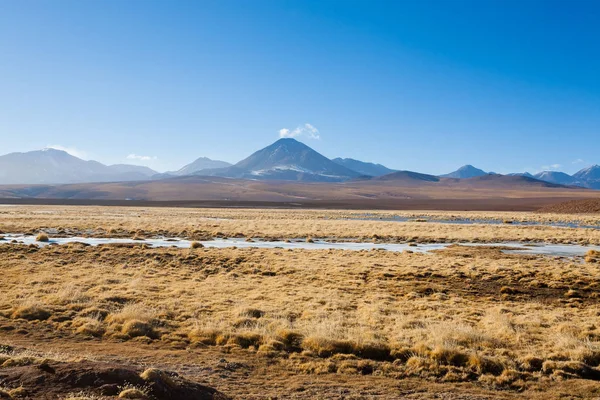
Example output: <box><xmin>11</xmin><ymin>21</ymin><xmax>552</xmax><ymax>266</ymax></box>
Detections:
<box><xmin>1</xmin><ymin>0</ymin><xmax>598</xmax><ymax>174</ymax></box>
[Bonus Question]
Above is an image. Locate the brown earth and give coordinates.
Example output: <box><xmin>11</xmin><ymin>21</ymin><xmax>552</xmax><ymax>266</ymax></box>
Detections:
<box><xmin>0</xmin><ymin>354</ymin><xmax>227</xmax><ymax>399</ymax></box>
<box><xmin>0</xmin><ymin>174</ymin><xmax>599</xmax><ymax>212</ymax></box>
<box><xmin>538</xmin><ymin>198</ymin><xmax>600</xmax><ymax>214</ymax></box>
<box><xmin>3</xmin><ymin>196</ymin><xmax>600</xmax><ymax>211</ymax></box>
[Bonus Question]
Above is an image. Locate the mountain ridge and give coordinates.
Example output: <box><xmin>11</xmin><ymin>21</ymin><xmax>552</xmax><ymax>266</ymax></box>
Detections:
<box><xmin>0</xmin><ymin>149</ymin><xmax>158</xmax><ymax>185</ymax></box>
<box><xmin>1</xmin><ymin>141</ymin><xmax>599</xmax><ymax>189</ymax></box>
<box><xmin>196</xmin><ymin>138</ymin><xmax>362</xmax><ymax>182</ymax></box>
<box><xmin>440</xmin><ymin>165</ymin><xmax>488</xmax><ymax>179</ymax></box>
<box><xmin>332</xmin><ymin>158</ymin><xmax>395</xmax><ymax>177</ymax></box>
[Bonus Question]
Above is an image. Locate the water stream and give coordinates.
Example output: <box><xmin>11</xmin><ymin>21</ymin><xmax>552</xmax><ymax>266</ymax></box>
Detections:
<box><xmin>1</xmin><ymin>234</ymin><xmax>598</xmax><ymax>258</ymax></box>
<box><xmin>338</xmin><ymin>214</ymin><xmax>600</xmax><ymax>230</ymax></box>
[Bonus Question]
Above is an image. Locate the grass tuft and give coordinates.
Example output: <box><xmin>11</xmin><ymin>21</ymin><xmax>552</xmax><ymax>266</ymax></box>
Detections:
<box><xmin>36</xmin><ymin>233</ymin><xmax>49</xmax><ymax>242</ymax></box>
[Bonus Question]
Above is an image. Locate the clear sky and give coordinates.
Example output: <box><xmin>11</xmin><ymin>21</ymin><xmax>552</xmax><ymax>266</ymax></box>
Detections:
<box><xmin>1</xmin><ymin>0</ymin><xmax>599</xmax><ymax>174</ymax></box>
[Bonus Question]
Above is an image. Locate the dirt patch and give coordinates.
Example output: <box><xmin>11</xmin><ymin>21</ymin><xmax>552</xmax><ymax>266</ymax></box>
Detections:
<box><xmin>0</xmin><ymin>359</ymin><xmax>228</xmax><ymax>399</ymax></box>
<box><xmin>538</xmin><ymin>198</ymin><xmax>600</xmax><ymax>213</ymax></box>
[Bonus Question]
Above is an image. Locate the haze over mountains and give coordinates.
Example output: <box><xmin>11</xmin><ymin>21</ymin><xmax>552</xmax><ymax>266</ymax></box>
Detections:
<box><xmin>332</xmin><ymin>158</ymin><xmax>396</xmax><ymax>177</ymax></box>
<box><xmin>1</xmin><ymin>139</ymin><xmax>599</xmax><ymax>190</ymax></box>
<box><xmin>163</xmin><ymin>157</ymin><xmax>232</xmax><ymax>177</ymax></box>
<box><xmin>192</xmin><ymin>138</ymin><xmax>362</xmax><ymax>182</ymax></box>
<box><xmin>0</xmin><ymin>149</ymin><xmax>157</xmax><ymax>185</ymax></box>
<box><xmin>442</xmin><ymin>165</ymin><xmax>600</xmax><ymax>190</ymax></box>
<box><xmin>440</xmin><ymin>165</ymin><xmax>487</xmax><ymax>179</ymax></box>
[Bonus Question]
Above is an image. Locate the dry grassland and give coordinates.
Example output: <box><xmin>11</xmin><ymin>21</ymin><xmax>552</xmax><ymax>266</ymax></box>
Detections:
<box><xmin>1</xmin><ymin>206</ymin><xmax>600</xmax><ymax>398</ymax></box>
<box><xmin>2</xmin><ymin>206</ymin><xmax>600</xmax><ymax>244</ymax></box>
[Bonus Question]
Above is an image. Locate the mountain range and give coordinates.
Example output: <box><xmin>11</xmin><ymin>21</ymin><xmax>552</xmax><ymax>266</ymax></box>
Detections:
<box><xmin>0</xmin><ymin>149</ymin><xmax>157</xmax><ymax>185</ymax></box>
<box><xmin>332</xmin><ymin>158</ymin><xmax>396</xmax><ymax>177</ymax></box>
<box><xmin>440</xmin><ymin>165</ymin><xmax>487</xmax><ymax>179</ymax></box>
<box><xmin>1</xmin><ymin>140</ymin><xmax>599</xmax><ymax>190</ymax></box>
<box><xmin>442</xmin><ymin>165</ymin><xmax>600</xmax><ymax>190</ymax></box>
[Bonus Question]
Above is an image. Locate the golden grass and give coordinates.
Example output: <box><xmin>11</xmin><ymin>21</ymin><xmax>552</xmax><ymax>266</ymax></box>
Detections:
<box><xmin>35</xmin><ymin>232</ymin><xmax>49</xmax><ymax>242</ymax></box>
<box><xmin>3</xmin><ymin>206</ymin><xmax>600</xmax><ymax>392</ymax></box>
<box><xmin>585</xmin><ymin>249</ymin><xmax>600</xmax><ymax>263</ymax></box>
<box><xmin>2</xmin><ymin>206</ymin><xmax>600</xmax><ymax>244</ymax></box>
<box><xmin>118</xmin><ymin>387</ymin><xmax>148</xmax><ymax>399</ymax></box>
<box><xmin>1</xmin><ymin>239</ymin><xmax>600</xmax><ymax>387</ymax></box>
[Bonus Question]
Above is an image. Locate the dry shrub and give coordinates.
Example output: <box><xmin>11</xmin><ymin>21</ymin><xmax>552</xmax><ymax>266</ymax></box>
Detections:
<box><xmin>35</xmin><ymin>233</ymin><xmax>49</xmax><ymax>242</ymax></box>
<box><xmin>8</xmin><ymin>387</ymin><xmax>28</xmax><ymax>398</ymax></box>
<box><xmin>499</xmin><ymin>286</ymin><xmax>518</xmax><ymax>295</ymax></box>
<box><xmin>585</xmin><ymin>250</ymin><xmax>600</xmax><ymax>263</ymax></box>
<box><xmin>430</xmin><ymin>346</ymin><xmax>469</xmax><ymax>367</ymax></box>
<box><xmin>494</xmin><ymin>369</ymin><xmax>525</xmax><ymax>386</ymax></box>
<box><xmin>121</xmin><ymin>320</ymin><xmax>157</xmax><ymax>339</ymax></box>
<box><xmin>430</xmin><ymin>322</ymin><xmax>500</xmax><ymax>349</ymax></box>
<box><xmin>2</xmin><ymin>357</ymin><xmax>39</xmax><ymax>368</ymax></box>
<box><xmin>74</xmin><ymin>317</ymin><xmax>105</xmax><ymax>337</ymax></box>
<box><xmin>353</xmin><ymin>341</ymin><xmax>390</xmax><ymax>361</ymax></box>
<box><xmin>11</xmin><ymin>303</ymin><xmax>51</xmax><ymax>321</ymax></box>
<box><xmin>190</xmin><ymin>241</ymin><xmax>203</xmax><ymax>249</ymax></box>
<box><xmin>302</xmin><ymin>337</ymin><xmax>354</xmax><ymax>358</ymax></box>
<box><xmin>227</xmin><ymin>332</ymin><xmax>262</xmax><ymax>348</ymax></box>
<box><xmin>118</xmin><ymin>387</ymin><xmax>148</xmax><ymax>399</ymax></box>
<box><xmin>519</xmin><ymin>355</ymin><xmax>544</xmax><ymax>372</ymax></box>
<box><xmin>468</xmin><ymin>353</ymin><xmax>505</xmax><ymax>375</ymax></box>
<box><xmin>105</xmin><ymin>304</ymin><xmax>159</xmax><ymax>339</ymax></box>
<box><xmin>257</xmin><ymin>342</ymin><xmax>282</xmax><ymax>357</ymax></box>
<box><xmin>276</xmin><ymin>329</ymin><xmax>304</xmax><ymax>351</ymax></box>
<box><xmin>62</xmin><ymin>392</ymin><xmax>103</xmax><ymax>400</ymax></box>
<box><xmin>238</xmin><ymin>308</ymin><xmax>264</xmax><ymax>319</ymax></box>
<box><xmin>139</xmin><ymin>368</ymin><xmax>177</xmax><ymax>388</ymax></box>
<box><xmin>541</xmin><ymin>360</ymin><xmax>600</xmax><ymax>379</ymax></box>
<box><xmin>390</xmin><ymin>347</ymin><xmax>413</xmax><ymax>362</ymax></box>
<box><xmin>188</xmin><ymin>328</ymin><xmax>221</xmax><ymax>345</ymax></box>
<box><xmin>337</xmin><ymin>359</ymin><xmax>375</xmax><ymax>375</ymax></box>
<box><xmin>106</xmin><ymin>303</ymin><xmax>157</xmax><ymax>325</ymax></box>
<box><xmin>405</xmin><ymin>355</ymin><xmax>437</xmax><ymax>375</ymax></box>
<box><xmin>48</xmin><ymin>285</ymin><xmax>90</xmax><ymax>305</ymax></box>
<box><xmin>232</xmin><ymin>317</ymin><xmax>256</xmax><ymax>329</ymax></box>
<box><xmin>79</xmin><ymin>307</ymin><xmax>109</xmax><ymax>320</ymax></box>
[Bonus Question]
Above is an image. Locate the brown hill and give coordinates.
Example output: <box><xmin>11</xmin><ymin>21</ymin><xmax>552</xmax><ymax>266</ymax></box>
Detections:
<box><xmin>0</xmin><ymin>174</ymin><xmax>596</xmax><ymax>212</ymax></box>
<box><xmin>372</xmin><ymin>170</ymin><xmax>440</xmax><ymax>183</ymax></box>
<box><xmin>459</xmin><ymin>174</ymin><xmax>569</xmax><ymax>188</ymax></box>
<box><xmin>538</xmin><ymin>198</ymin><xmax>600</xmax><ymax>213</ymax></box>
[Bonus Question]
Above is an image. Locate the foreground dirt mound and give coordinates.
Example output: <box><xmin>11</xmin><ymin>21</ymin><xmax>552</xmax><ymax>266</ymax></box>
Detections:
<box><xmin>538</xmin><ymin>199</ymin><xmax>600</xmax><ymax>213</ymax></box>
<box><xmin>0</xmin><ymin>359</ymin><xmax>228</xmax><ymax>399</ymax></box>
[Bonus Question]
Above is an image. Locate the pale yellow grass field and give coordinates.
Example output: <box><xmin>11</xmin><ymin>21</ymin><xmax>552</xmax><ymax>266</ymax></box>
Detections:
<box><xmin>1</xmin><ymin>242</ymin><xmax>600</xmax><ymax>389</ymax></box>
<box><xmin>1</xmin><ymin>206</ymin><xmax>600</xmax><ymax>397</ymax></box>
<box><xmin>2</xmin><ymin>205</ymin><xmax>600</xmax><ymax>244</ymax></box>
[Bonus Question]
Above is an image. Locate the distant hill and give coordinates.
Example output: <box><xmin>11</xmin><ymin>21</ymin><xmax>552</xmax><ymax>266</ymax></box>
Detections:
<box><xmin>507</xmin><ymin>172</ymin><xmax>534</xmax><ymax>178</ymax></box>
<box><xmin>0</xmin><ymin>168</ymin><xmax>588</xmax><ymax>207</ymax></box>
<box><xmin>107</xmin><ymin>164</ymin><xmax>157</xmax><ymax>177</ymax></box>
<box><xmin>332</xmin><ymin>158</ymin><xmax>395</xmax><ymax>177</ymax></box>
<box><xmin>440</xmin><ymin>165</ymin><xmax>487</xmax><ymax>179</ymax></box>
<box><xmin>0</xmin><ymin>149</ymin><xmax>157</xmax><ymax>184</ymax></box>
<box><xmin>573</xmin><ymin>165</ymin><xmax>600</xmax><ymax>189</ymax></box>
<box><xmin>533</xmin><ymin>171</ymin><xmax>580</xmax><ymax>186</ymax></box>
<box><xmin>538</xmin><ymin>199</ymin><xmax>600</xmax><ymax>214</ymax></box>
<box><xmin>461</xmin><ymin>174</ymin><xmax>569</xmax><ymax>188</ymax></box>
<box><xmin>170</xmin><ymin>157</ymin><xmax>231</xmax><ymax>176</ymax></box>
<box><xmin>198</xmin><ymin>138</ymin><xmax>361</xmax><ymax>182</ymax></box>
<box><xmin>373</xmin><ymin>170</ymin><xmax>440</xmax><ymax>183</ymax></box>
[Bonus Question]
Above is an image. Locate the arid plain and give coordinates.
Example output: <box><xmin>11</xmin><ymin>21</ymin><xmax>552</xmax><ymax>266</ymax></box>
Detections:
<box><xmin>2</xmin><ymin>205</ymin><xmax>600</xmax><ymax>399</ymax></box>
